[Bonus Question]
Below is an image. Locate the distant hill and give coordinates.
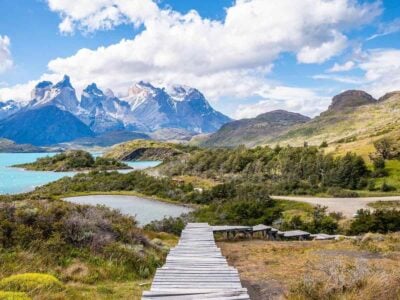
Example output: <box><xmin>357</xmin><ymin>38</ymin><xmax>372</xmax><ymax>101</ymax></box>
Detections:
<box><xmin>326</xmin><ymin>90</ymin><xmax>376</xmax><ymax>112</ymax></box>
<box><xmin>0</xmin><ymin>106</ymin><xmax>94</xmax><ymax>146</ymax></box>
<box><xmin>104</xmin><ymin>140</ymin><xmax>190</xmax><ymax>161</ymax></box>
<box><xmin>201</xmin><ymin>110</ymin><xmax>310</xmax><ymax>147</ymax></box>
<box><xmin>271</xmin><ymin>90</ymin><xmax>400</xmax><ymax>158</ymax></box>
<box><xmin>0</xmin><ymin>138</ymin><xmax>47</xmax><ymax>153</ymax></box>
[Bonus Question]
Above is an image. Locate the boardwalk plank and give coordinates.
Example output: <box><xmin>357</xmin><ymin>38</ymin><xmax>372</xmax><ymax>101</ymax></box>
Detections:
<box><xmin>142</xmin><ymin>223</ymin><xmax>250</xmax><ymax>300</ymax></box>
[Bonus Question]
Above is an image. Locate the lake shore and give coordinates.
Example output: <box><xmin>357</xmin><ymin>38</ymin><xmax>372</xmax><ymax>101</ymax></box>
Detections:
<box><xmin>63</xmin><ymin>194</ymin><xmax>194</xmax><ymax>225</ymax></box>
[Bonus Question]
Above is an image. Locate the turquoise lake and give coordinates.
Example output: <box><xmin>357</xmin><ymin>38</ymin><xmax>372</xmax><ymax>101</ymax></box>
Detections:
<box><xmin>0</xmin><ymin>153</ymin><xmax>160</xmax><ymax>195</ymax></box>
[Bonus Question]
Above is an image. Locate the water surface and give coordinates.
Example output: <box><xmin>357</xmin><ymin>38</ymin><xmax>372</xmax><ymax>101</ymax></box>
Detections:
<box><xmin>0</xmin><ymin>153</ymin><xmax>161</xmax><ymax>195</ymax></box>
<box><xmin>64</xmin><ymin>194</ymin><xmax>192</xmax><ymax>225</ymax></box>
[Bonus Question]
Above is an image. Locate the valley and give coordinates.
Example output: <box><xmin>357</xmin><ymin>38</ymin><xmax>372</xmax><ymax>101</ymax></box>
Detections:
<box><xmin>1</xmin><ymin>84</ymin><xmax>400</xmax><ymax>300</ymax></box>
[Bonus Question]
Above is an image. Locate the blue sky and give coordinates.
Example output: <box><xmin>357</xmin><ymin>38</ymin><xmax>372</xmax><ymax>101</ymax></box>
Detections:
<box><xmin>0</xmin><ymin>0</ymin><xmax>400</xmax><ymax>118</ymax></box>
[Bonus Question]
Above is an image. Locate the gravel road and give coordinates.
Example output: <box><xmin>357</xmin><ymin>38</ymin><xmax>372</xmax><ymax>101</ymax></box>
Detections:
<box><xmin>271</xmin><ymin>195</ymin><xmax>400</xmax><ymax>218</ymax></box>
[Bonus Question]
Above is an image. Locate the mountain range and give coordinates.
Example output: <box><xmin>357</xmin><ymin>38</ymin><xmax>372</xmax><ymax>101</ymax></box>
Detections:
<box><xmin>0</xmin><ymin>75</ymin><xmax>231</xmax><ymax>145</ymax></box>
<box><xmin>201</xmin><ymin>89</ymin><xmax>400</xmax><ymax>158</ymax></box>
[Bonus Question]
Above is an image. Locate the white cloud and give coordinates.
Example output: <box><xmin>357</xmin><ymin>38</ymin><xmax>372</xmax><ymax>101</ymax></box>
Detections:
<box><xmin>313</xmin><ymin>74</ymin><xmax>364</xmax><ymax>84</ymax></box>
<box><xmin>327</xmin><ymin>60</ymin><xmax>355</xmax><ymax>72</ymax></box>
<box><xmin>0</xmin><ymin>35</ymin><xmax>12</xmax><ymax>73</ymax></box>
<box><xmin>47</xmin><ymin>0</ymin><xmax>159</xmax><ymax>33</ymax></box>
<box><xmin>1</xmin><ymin>0</ymin><xmax>381</xmax><ymax>112</ymax></box>
<box><xmin>367</xmin><ymin>18</ymin><xmax>400</xmax><ymax>41</ymax></box>
<box><xmin>234</xmin><ymin>86</ymin><xmax>331</xmax><ymax>118</ymax></box>
<box><xmin>359</xmin><ymin>49</ymin><xmax>400</xmax><ymax>97</ymax></box>
<box><xmin>297</xmin><ymin>31</ymin><xmax>347</xmax><ymax>64</ymax></box>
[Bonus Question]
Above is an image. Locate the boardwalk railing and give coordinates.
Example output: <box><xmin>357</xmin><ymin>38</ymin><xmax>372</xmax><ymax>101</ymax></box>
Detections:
<box><xmin>142</xmin><ymin>223</ymin><xmax>250</xmax><ymax>299</ymax></box>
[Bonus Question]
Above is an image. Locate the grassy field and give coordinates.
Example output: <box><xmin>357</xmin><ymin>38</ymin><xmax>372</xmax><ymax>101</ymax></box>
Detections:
<box><xmin>0</xmin><ymin>230</ymin><xmax>178</xmax><ymax>300</ymax></box>
<box><xmin>218</xmin><ymin>233</ymin><xmax>400</xmax><ymax>300</ymax></box>
<box><xmin>368</xmin><ymin>200</ymin><xmax>400</xmax><ymax>209</ymax></box>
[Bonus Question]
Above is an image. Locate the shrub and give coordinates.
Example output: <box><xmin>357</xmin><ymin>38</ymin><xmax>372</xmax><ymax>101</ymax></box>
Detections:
<box><xmin>373</xmin><ymin>138</ymin><xmax>400</xmax><ymax>160</ymax></box>
<box><xmin>0</xmin><ymin>291</ymin><xmax>30</xmax><ymax>300</ymax></box>
<box><xmin>327</xmin><ymin>187</ymin><xmax>359</xmax><ymax>198</ymax></box>
<box><xmin>381</xmin><ymin>181</ymin><xmax>396</xmax><ymax>192</ymax></box>
<box><xmin>0</xmin><ymin>273</ymin><xmax>63</xmax><ymax>293</ymax></box>
<box><xmin>145</xmin><ymin>216</ymin><xmax>187</xmax><ymax>235</ymax></box>
<box><xmin>349</xmin><ymin>209</ymin><xmax>400</xmax><ymax>234</ymax></box>
<box><xmin>367</xmin><ymin>180</ymin><xmax>376</xmax><ymax>191</ymax></box>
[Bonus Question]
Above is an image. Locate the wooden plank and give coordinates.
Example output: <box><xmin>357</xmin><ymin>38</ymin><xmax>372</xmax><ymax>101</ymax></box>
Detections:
<box><xmin>142</xmin><ymin>223</ymin><xmax>249</xmax><ymax>300</ymax></box>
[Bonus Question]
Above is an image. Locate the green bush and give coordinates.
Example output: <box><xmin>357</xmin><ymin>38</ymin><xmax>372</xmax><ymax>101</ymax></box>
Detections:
<box><xmin>145</xmin><ymin>216</ymin><xmax>187</xmax><ymax>235</ymax></box>
<box><xmin>0</xmin><ymin>273</ymin><xmax>63</xmax><ymax>293</ymax></box>
<box><xmin>281</xmin><ymin>206</ymin><xmax>338</xmax><ymax>234</ymax></box>
<box><xmin>381</xmin><ymin>181</ymin><xmax>396</xmax><ymax>192</ymax></box>
<box><xmin>327</xmin><ymin>187</ymin><xmax>359</xmax><ymax>198</ymax></box>
<box><xmin>349</xmin><ymin>209</ymin><xmax>400</xmax><ymax>234</ymax></box>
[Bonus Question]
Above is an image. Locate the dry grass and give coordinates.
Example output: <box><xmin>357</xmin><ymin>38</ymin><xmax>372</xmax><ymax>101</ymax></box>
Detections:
<box><xmin>218</xmin><ymin>233</ymin><xmax>400</xmax><ymax>300</ymax></box>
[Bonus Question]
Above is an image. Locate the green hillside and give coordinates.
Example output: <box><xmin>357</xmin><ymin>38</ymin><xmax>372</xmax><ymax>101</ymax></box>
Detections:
<box><xmin>271</xmin><ymin>91</ymin><xmax>400</xmax><ymax>159</ymax></box>
<box><xmin>201</xmin><ymin>110</ymin><xmax>310</xmax><ymax>148</ymax></box>
<box><xmin>104</xmin><ymin>139</ymin><xmax>196</xmax><ymax>161</ymax></box>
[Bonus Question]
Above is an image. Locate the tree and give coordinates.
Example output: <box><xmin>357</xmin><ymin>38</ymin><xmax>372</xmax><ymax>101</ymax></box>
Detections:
<box><xmin>373</xmin><ymin>138</ymin><xmax>400</xmax><ymax>160</ymax></box>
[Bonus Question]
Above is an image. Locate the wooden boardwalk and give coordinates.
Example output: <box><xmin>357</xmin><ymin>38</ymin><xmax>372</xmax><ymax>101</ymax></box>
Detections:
<box><xmin>142</xmin><ymin>223</ymin><xmax>250</xmax><ymax>299</ymax></box>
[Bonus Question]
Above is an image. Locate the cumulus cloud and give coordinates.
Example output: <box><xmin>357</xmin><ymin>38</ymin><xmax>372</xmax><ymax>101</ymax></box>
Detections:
<box><xmin>0</xmin><ymin>35</ymin><xmax>12</xmax><ymax>73</ymax></box>
<box><xmin>359</xmin><ymin>49</ymin><xmax>400</xmax><ymax>97</ymax></box>
<box><xmin>327</xmin><ymin>60</ymin><xmax>355</xmax><ymax>72</ymax></box>
<box><xmin>47</xmin><ymin>0</ymin><xmax>159</xmax><ymax>33</ymax></box>
<box><xmin>1</xmin><ymin>0</ymin><xmax>382</xmax><ymax>115</ymax></box>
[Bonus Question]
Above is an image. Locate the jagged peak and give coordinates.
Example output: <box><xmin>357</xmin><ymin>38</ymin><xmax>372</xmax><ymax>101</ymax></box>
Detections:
<box><xmin>83</xmin><ymin>83</ymin><xmax>104</xmax><ymax>97</ymax></box>
<box><xmin>54</xmin><ymin>75</ymin><xmax>73</xmax><ymax>89</ymax></box>
<box><xmin>35</xmin><ymin>81</ymin><xmax>53</xmax><ymax>89</ymax></box>
<box><xmin>168</xmin><ymin>84</ymin><xmax>204</xmax><ymax>102</ymax></box>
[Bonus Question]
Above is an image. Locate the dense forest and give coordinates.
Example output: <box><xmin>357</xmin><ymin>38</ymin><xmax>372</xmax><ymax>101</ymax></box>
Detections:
<box><xmin>162</xmin><ymin>145</ymin><xmax>383</xmax><ymax>195</ymax></box>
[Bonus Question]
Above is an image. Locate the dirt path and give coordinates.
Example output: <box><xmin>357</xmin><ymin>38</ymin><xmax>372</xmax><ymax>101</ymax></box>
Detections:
<box><xmin>272</xmin><ymin>195</ymin><xmax>400</xmax><ymax>217</ymax></box>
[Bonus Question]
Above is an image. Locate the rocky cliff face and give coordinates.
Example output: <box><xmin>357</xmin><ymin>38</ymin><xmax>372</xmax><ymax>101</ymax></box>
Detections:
<box><xmin>327</xmin><ymin>90</ymin><xmax>376</xmax><ymax>112</ymax></box>
<box><xmin>28</xmin><ymin>75</ymin><xmax>80</xmax><ymax>113</ymax></box>
<box><xmin>79</xmin><ymin>83</ymin><xmax>125</xmax><ymax>133</ymax></box>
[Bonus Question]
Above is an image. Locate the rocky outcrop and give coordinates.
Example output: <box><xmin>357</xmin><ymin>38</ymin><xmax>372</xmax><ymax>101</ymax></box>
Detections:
<box><xmin>327</xmin><ymin>90</ymin><xmax>376</xmax><ymax>112</ymax></box>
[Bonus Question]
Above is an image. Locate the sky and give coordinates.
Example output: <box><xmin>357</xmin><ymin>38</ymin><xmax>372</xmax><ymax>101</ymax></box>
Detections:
<box><xmin>0</xmin><ymin>0</ymin><xmax>400</xmax><ymax>119</ymax></box>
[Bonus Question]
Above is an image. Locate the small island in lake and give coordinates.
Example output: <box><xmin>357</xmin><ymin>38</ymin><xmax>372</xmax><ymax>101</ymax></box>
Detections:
<box><xmin>13</xmin><ymin>150</ymin><xmax>131</xmax><ymax>172</ymax></box>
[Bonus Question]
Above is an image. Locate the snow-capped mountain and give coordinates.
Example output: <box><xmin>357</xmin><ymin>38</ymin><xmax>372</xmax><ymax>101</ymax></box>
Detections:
<box><xmin>169</xmin><ymin>85</ymin><xmax>232</xmax><ymax>133</ymax></box>
<box><xmin>79</xmin><ymin>83</ymin><xmax>125</xmax><ymax>133</ymax></box>
<box><xmin>28</xmin><ymin>75</ymin><xmax>79</xmax><ymax>113</ymax></box>
<box><xmin>123</xmin><ymin>81</ymin><xmax>231</xmax><ymax>132</ymax></box>
<box><xmin>123</xmin><ymin>81</ymin><xmax>179</xmax><ymax>130</ymax></box>
<box><xmin>0</xmin><ymin>75</ymin><xmax>231</xmax><ymax>145</ymax></box>
<box><xmin>0</xmin><ymin>100</ymin><xmax>21</xmax><ymax>119</ymax></box>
